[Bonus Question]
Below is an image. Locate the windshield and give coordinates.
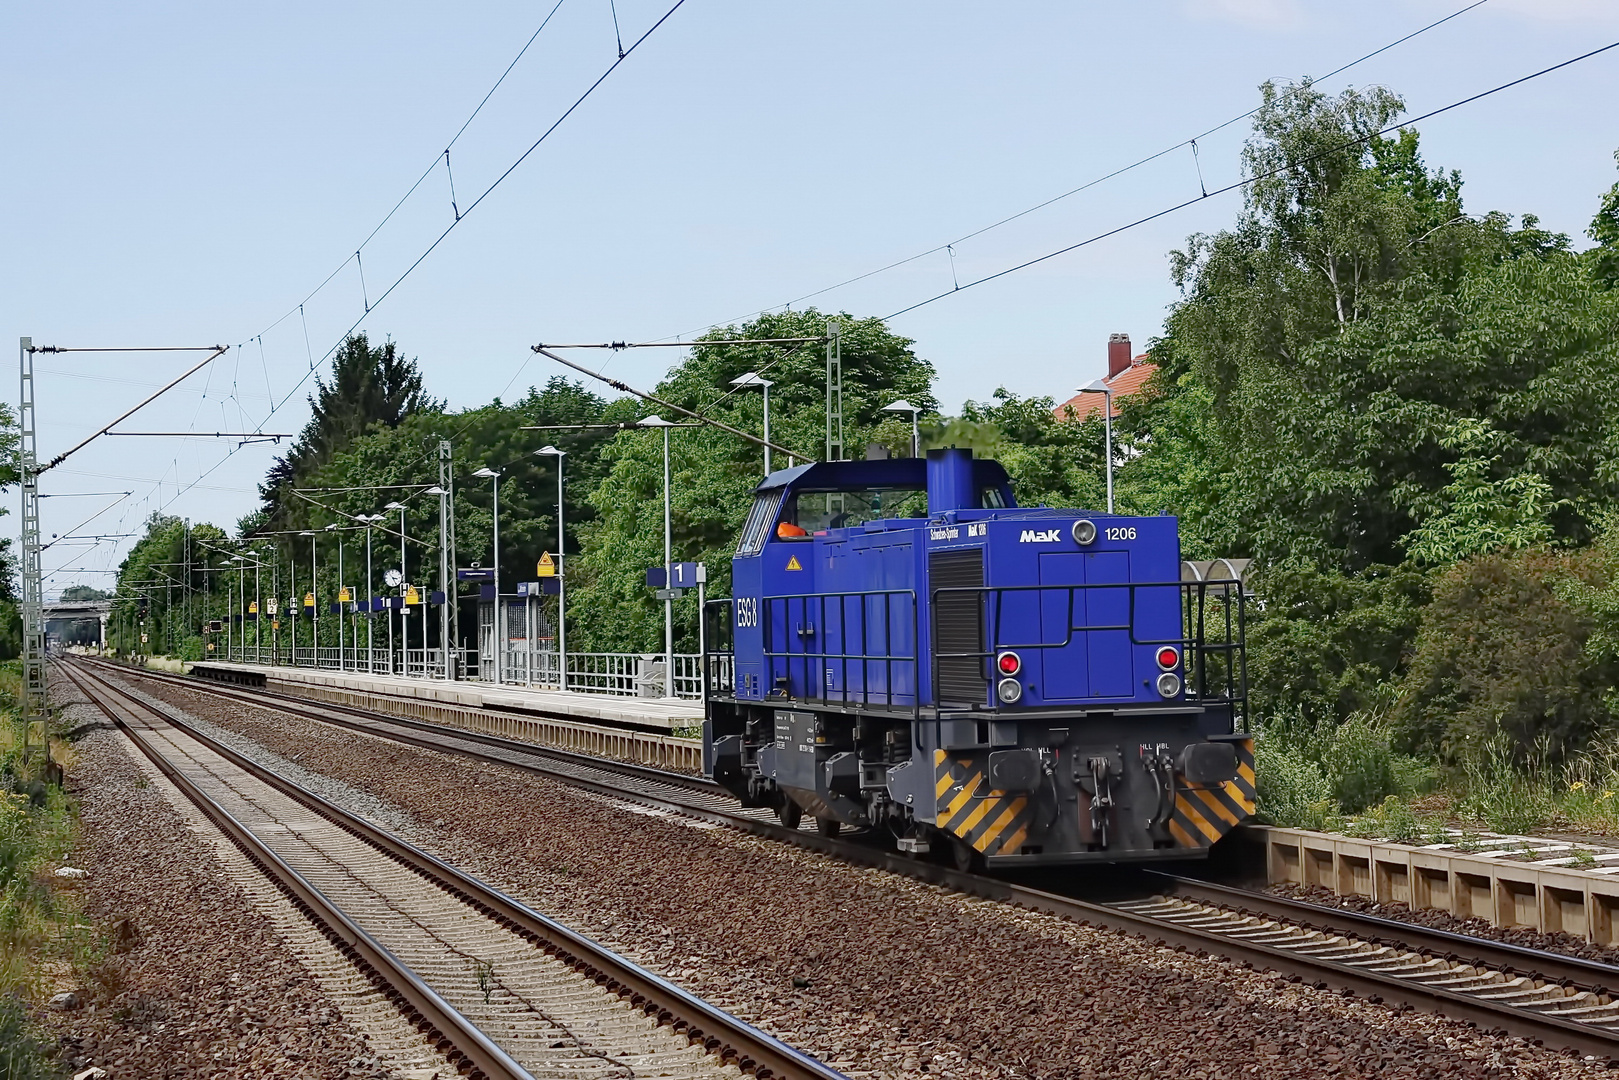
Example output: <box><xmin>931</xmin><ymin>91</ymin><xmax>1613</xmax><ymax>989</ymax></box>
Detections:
<box><xmin>786</xmin><ymin>486</ymin><xmax>929</xmax><ymax>533</ymax></box>
<box><xmin>737</xmin><ymin>490</ymin><xmax>783</xmax><ymax>555</ymax></box>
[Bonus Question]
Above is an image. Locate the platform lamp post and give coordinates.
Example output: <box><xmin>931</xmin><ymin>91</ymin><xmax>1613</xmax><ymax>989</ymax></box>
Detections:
<box><xmin>228</xmin><ymin>555</ymin><xmax>246</xmax><ymax>662</ymax></box>
<box><xmin>324</xmin><ymin>523</ymin><xmax>345</xmax><ymax>672</ymax></box>
<box><xmin>244</xmin><ymin>549</ymin><xmax>265</xmax><ymax>664</ymax></box>
<box><xmin>533</xmin><ymin>447</ymin><xmax>567</xmax><ymax>690</ymax></box>
<box><xmin>1076</xmin><ymin>379</ymin><xmax>1115</xmax><ymax>513</ymax></box>
<box><xmin>247</xmin><ymin>550</ymin><xmax>263</xmax><ymax>665</ymax></box>
<box><xmin>636</xmin><ymin>416</ymin><xmax>679</xmax><ymax>698</ymax></box>
<box><xmin>423</xmin><ymin>485</ymin><xmax>450</xmax><ymax>679</ymax></box>
<box><xmin>882</xmin><ymin>399</ymin><xmax>921</xmax><ymax>459</ymax></box>
<box><xmin>358</xmin><ymin>514</ymin><xmax>381</xmax><ymax>674</ymax></box>
<box><xmin>300</xmin><ymin>530</ymin><xmax>317</xmax><ymax>665</ymax></box>
<box><xmin>385</xmin><ymin>501</ymin><xmax>407</xmax><ymax>676</ymax></box>
<box><xmin>472</xmin><ymin>468</ymin><xmax>502</xmax><ymax>686</ymax></box>
<box><xmin>729</xmin><ymin>372</ymin><xmax>774</xmax><ymax>477</ymax></box>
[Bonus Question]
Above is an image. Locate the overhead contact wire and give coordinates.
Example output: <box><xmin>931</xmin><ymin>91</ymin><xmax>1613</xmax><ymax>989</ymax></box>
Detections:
<box><xmin>150</xmin><ymin>0</ymin><xmax>687</xmax><ymax>522</ymax></box>
<box><xmin>884</xmin><ymin>37</ymin><xmax>1619</xmax><ymax>320</ymax></box>
<box><xmin>666</xmin><ymin>0</ymin><xmax>1495</xmax><ymax>340</ymax></box>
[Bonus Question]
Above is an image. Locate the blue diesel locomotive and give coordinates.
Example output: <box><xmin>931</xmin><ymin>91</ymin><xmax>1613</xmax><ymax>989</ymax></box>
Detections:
<box><xmin>702</xmin><ymin>447</ymin><xmax>1253</xmax><ymax>868</ymax></box>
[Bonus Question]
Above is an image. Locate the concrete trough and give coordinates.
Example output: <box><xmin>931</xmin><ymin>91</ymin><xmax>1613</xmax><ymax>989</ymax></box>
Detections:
<box><xmin>1259</xmin><ymin>825</ymin><xmax>1619</xmax><ymax>944</ymax></box>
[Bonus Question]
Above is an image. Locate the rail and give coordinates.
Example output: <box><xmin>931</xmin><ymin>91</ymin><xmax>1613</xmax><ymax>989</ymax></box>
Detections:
<box><xmin>95</xmin><ymin>657</ymin><xmax>1619</xmax><ymax>1063</ymax></box>
<box><xmin>59</xmin><ymin>661</ymin><xmax>535</xmax><ymax>1080</ymax></box>
<box><xmin>61</xmin><ymin>658</ymin><xmax>845</xmax><ymax>1080</ymax></box>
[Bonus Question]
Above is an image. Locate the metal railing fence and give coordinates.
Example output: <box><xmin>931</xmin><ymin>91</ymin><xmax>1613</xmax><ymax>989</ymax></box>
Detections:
<box><xmin>213</xmin><ymin>640</ymin><xmax>703</xmax><ymax>699</ymax></box>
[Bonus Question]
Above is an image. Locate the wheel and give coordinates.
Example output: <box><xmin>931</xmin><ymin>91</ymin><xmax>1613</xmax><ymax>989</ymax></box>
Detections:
<box><xmin>950</xmin><ymin>836</ymin><xmax>983</xmax><ymax>873</ymax></box>
<box><xmin>777</xmin><ymin>798</ymin><xmax>803</xmax><ymax>830</ymax></box>
<box><xmin>815</xmin><ymin>817</ymin><xmax>841</xmax><ymax>839</ymax></box>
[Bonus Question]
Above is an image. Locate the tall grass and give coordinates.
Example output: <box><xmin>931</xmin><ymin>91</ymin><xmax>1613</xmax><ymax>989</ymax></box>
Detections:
<box><xmin>1254</xmin><ymin>707</ymin><xmax>1436</xmax><ymax>830</ymax></box>
<box><xmin>1256</xmin><ymin>708</ymin><xmax>1619</xmax><ymax>841</ymax></box>
<box><xmin>0</xmin><ymin>660</ymin><xmax>76</xmax><ymax>1078</ymax></box>
<box><xmin>0</xmin><ymin>994</ymin><xmax>60</xmax><ymax>1080</ymax></box>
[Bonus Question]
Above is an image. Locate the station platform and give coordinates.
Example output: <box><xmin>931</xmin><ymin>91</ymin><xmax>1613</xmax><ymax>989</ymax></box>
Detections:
<box><xmin>184</xmin><ymin>661</ymin><xmax>705</xmax><ymax>773</ymax></box>
<box><xmin>192</xmin><ymin>662</ymin><xmax>702</xmax><ymax>730</ymax></box>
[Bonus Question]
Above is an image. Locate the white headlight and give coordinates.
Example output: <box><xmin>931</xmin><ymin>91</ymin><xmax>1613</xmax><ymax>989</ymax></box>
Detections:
<box><xmin>1072</xmin><ymin>519</ymin><xmax>1097</xmax><ymax>546</ymax></box>
<box><xmin>1156</xmin><ymin>671</ymin><xmax>1183</xmax><ymax>699</ymax></box>
<box><xmin>996</xmin><ymin>677</ymin><xmax>1023</xmax><ymax>704</ymax></box>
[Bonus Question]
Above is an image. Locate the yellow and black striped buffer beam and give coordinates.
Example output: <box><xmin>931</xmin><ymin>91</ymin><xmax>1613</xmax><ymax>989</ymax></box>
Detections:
<box><xmin>933</xmin><ymin>749</ymin><xmax>1035</xmax><ymax>857</ymax></box>
<box><xmin>1168</xmin><ymin>737</ymin><xmax>1256</xmax><ymax>849</ymax></box>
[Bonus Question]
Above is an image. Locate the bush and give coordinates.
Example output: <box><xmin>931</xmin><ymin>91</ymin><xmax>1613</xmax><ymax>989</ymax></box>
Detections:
<box><xmin>1321</xmin><ymin>713</ymin><xmax>1404</xmax><ymax>814</ymax></box>
<box><xmin>1244</xmin><ymin>561</ymin><xmax>1430</xmax><ymax>726</ymax></box>
<box><xmin>1392</xmin><ymin>546</ymin><xmax>1619</xmax><ymax>765</ymax></box>
<box><xmin>1347</xmin><ymin>795</ymin><xmax>1423</xmax><ymax>843</ymax></box>
<box><xmin>1449</xmin><ymin>739</ymin><xmax>1556</xmax><ymax>835</ymax></box>
<box><xmin>1255</xmin><ymin>708</ymin><xmax>1433</xmax><ymax>825</ymax></box>
<box><xmin>1254</xmin><ymin>733</ymin><xmax>1335</xmax><ymax>828</ymax></box>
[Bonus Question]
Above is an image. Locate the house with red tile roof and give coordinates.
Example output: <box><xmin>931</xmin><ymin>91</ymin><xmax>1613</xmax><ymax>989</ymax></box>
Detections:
<box><xmin>1053</xmin><ymin>334</ymin><xmax>1157</xmax><ymax>420</ymax></box>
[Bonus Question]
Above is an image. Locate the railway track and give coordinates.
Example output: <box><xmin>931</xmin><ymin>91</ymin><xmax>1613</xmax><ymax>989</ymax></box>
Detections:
<box><xmin>86</xmin><ymin>656</ymin><xmax>1619</xmax><ymax>1063</ymax></box>
<box><xmin>57</xmin><ymin>658</ymin><xmax>845</xmax><ymax>1080</ymax></box>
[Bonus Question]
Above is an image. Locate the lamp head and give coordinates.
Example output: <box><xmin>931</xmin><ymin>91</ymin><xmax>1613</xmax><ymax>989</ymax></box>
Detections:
<box><xmin>883</xmin><ymin>399</ymin><xmax>918</xmax><ymax>414</ymax></box>
<box><xmin>730</xmin><ymin>372</ymin><xmax>773</xmax><ymax>389</ymax></box>
<box><xmin>385</xmin><ymin>501</ymin><xmax>405</xmax><ymax>510</ymax></box>
<box><xmin>1077</xmin><ymin>378</ymin><xmax>1112</xmax><ymax>395</ymax></box>
<box><xmin>324</xmin><ymin>523</ymin><xmax>337</xmax><ymax>531</ymax></box>
<box><xmin>636</xmin><ymin>415</ymin><xmax>676</xmax><ymax>428</ymax></box>
<box><xmin>472</xmin><ymin>467</ymin><xmax>500</xmax><ymax>478</ymax></box>
<box><xmin>299</xmin><ymin>530</ymin><xmax>314</xmax><ymax>537</ymax></box>
<box><xmin>423</xmin><ymin>485</ymin><xmax>447</xmax><ymax>495</ymax></box>
<box><xmin>534</xmin><ymin>445</ymin><xmax>565</xmax><ymax>457</ymax></box>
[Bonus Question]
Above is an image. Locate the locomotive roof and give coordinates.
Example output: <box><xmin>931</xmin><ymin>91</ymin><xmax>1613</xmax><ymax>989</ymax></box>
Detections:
<box><xmin>752</xmin><ymin>455</ymin><xmax>1012</xmax><ymax>495</ymax></box>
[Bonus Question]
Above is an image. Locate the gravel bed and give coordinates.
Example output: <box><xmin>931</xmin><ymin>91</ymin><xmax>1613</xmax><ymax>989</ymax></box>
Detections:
<box><xmin>1269</xmin><ymin>882</ymin><xmax>1619</xmax><ymax>966</ymax></box>
<box><xmin>40</xmin><ymin>691</ymin><xmax>393</xmax><ymax>1079</ymax></box>
<box><xmin>118</xmin><ymin>673</ymin><xmax>1617</xmax><ymax>1080</ymax></box>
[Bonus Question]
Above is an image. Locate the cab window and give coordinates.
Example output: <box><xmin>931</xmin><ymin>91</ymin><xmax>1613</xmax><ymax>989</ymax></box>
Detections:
<box><xmin>737</xmin><ymin>491</ymin><xmax>783</xmax><ymax>556</ymax></box>
<box><xmin>780</xmin><ymin>486</ymin><xmax>928</xmax><ymax>537</ymax></box>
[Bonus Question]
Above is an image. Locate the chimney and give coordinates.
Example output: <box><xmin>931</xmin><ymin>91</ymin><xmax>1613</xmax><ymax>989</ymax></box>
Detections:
<box><xmin>1107</xmin><ymin>333</ymin><xmax>1132</xmax><ymax>379</ymax></box>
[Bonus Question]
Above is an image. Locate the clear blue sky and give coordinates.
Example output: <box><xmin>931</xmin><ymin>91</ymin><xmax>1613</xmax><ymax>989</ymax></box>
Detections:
<box><xmin>5</xmin><ymin>0</ymin><xmax>1618</xmax><ymax>598</ymax></box>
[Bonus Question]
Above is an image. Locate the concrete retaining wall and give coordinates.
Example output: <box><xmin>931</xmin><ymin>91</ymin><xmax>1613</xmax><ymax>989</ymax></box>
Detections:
<box><xmin>268</xmin><ymin>676</ymin><xmax>705</xmax><ymax>774</ymax></box>
<box><xmin>1260</xmin><ymin>825</ymin><xmax>1619</xmax><ymax>944</ymax></box>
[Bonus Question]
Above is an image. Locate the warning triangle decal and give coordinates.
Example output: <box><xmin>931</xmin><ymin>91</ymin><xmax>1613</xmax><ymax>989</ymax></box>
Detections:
<box><xmin>786</xmin><ymin>555</ymin><xmax>803</xmax><ymax>571</ymax></box>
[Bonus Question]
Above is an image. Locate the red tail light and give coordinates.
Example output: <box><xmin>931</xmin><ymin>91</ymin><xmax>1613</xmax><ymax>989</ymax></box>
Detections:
<box><xmin>997</xmin><ymin>651</ymin><xmax>1021</xmax><ymax>675</ymax></box>
<box><xmin>1156</xmin><ymin>646</ymin><xmax>1180</xmax><ymax>670</ymax></box>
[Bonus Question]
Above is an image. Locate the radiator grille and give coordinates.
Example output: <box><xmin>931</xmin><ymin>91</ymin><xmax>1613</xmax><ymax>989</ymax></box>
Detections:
<box><xmin>931</xmin><ymin>548</ymin><xmax>986</xmax><ymax>707</ymax></box>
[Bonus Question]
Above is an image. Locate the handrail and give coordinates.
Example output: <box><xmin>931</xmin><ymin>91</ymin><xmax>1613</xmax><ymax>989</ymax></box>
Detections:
<box><xmin>929</xmin><ymin>577</ymin><xmax>1248</xmax><ymax>723</ymax></box>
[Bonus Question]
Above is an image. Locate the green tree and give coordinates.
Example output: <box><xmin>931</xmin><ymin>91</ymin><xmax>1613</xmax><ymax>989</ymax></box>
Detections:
<box><xmin>956</xmin><ymin>389</ymin><xmax>1107</xmax><ymax>511</ymax></box>
<box><xmin>1133</xmin><ymin>82</ymin><xmax>1619</xmax><ymax>726</ymax></box>
<box><xmin>57</xmin><ymin>585</ymin><xmax>109</xmax><ymax>601</ymax></box>
<box><xmin>1585</xmin><ymin>148</ymin><xmax>1619</xmax><ymax>288</ymax></box>
<box><xmin>258</xmin><ymin>334</ymin><xmax>435</xmax><ymax>528</ymax></box>
<box><xmin>1153</xmin><ymin>80</ymin><xmax>1599</xmax><ymax>573</ymax></box>
<box><xmin>283</xmin><ymin>378</ymin><xmax>612</xmax><ymax>653</ymax></box>
<box><xmin>1393</xmin><ymin>546</ymin><xmax>1618</xmax><ymax>765</ymax></box>
<box><xmin>111</xmin><ymin>514</ymin><xmax>229</xmax><ymax>658</ymax></box>
<box><xmin>1402</xmin><ymin>417</ymin><xmax>1558</xmax><ymax>564</ymax></box>
<box><xmin>570</xmin><ymin>310</ymin><xmax>936</xmax><ymax>653</ymax></box>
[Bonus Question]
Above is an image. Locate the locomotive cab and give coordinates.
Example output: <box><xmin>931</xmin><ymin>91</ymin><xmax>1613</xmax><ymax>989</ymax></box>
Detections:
<box><xmin>703</xmin><ymin>448</ymin><xmax>1253</xmax><ymax>867</ymax></box>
